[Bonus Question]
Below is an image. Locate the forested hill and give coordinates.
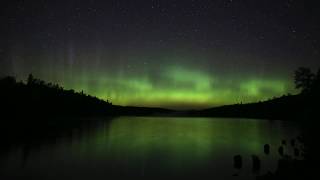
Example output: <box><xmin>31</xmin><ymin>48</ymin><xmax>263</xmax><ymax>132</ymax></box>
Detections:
<box><xmin>0</xmin><ymin>74</ymin><xmax>173</xmax><ymax>119</ymax></box>
<box><xmin>189</xmin><ymin>94</ymin><xmax>317</xmax><ymax>121</ymax></box>
<box><xmin>189</xmin><ymin>67</ymin><xmax>320</xmax><ymax>121</ymax></box>
<box><xmin>0</xmin><ymin>75</ymin><xmax>113</xmax><ymax>118</ymax></box>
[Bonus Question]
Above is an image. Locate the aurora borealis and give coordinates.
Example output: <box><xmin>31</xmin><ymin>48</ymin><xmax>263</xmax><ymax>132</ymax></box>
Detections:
<box><xmin>1</xmin><ymin>0</ymin><xmax>320</xmax><ymax>109</ymax></box>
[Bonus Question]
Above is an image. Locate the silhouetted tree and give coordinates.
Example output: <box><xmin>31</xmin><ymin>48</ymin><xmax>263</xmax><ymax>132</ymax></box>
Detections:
<box><xmin>294</xmin><ymin>67</ymin><xmax>314</xmax><ymax>93</ymax></box>
<box><xmin>27</xmin><ymin>73</ymin><xmax>35</xmax><ymax>85</ymax></box>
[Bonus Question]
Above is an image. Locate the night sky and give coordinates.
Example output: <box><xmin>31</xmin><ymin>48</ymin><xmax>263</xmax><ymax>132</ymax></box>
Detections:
<box><xmin>1</xmin><ymin>0</ymin><xmax>319</xmax><ymax>109</ymax></box>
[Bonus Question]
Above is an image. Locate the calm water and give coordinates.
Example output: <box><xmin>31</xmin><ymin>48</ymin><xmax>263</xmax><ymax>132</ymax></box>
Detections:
<box><xmin>0</xmin><ymin>117</ymin><xmax>302</xmax><ymax>179</ymax></box>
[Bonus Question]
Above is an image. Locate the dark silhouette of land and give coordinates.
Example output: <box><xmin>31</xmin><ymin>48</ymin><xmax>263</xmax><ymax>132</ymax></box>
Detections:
<box><xmin>187</xmin><ymin>93</ymin><xmax>314</xmax><ymax>120</ymax></box>
<box><xmin>1</xmin><ymin>74</ymin><xmax>112</xmax><ymax>118</ymax></box>
<box><xmin>1</xmin><ymin>67</ymin><xmax>320</xmax><ymax>120</ymax></box>
<box><xmin>187</xmin><ymin>67</ymin><xmax>320</xmax><ymax>121</ymax></box>
<box><xmin>0</xmin><ymin>74</ymin><xmax>175</xmax><ymax>119</ymax></box>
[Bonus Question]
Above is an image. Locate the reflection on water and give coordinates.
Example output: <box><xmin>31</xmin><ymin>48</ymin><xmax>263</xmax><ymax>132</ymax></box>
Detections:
<box><xmin>0</xmin><ymin>117</ymin><xmax>301</xmax><ymax>179</ymax></box>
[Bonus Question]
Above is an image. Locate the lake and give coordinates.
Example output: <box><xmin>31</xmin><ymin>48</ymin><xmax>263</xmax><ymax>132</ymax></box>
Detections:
<box><xmin>0</xmin><ymin>117</ymin><xmax>302</xmax><ymax>179</ymax></box>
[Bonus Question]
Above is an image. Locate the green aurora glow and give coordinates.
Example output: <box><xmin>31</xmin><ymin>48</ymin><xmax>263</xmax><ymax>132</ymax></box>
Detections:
<box><xmin>2</xmin><ymin>44</ymin><xmax>297</xmax><ymax>109</ymax></box>
<box><xmin>10</xmin><ymin>59</ymin><xmax>294</xmax><ymax>109</ymax></box>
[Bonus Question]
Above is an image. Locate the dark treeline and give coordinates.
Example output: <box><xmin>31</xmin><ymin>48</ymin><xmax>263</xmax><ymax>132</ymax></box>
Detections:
<box><xmin>189</xmin><ymin>67</ymin><xmax>320</xmax><ymax>121</ymax></box>
<box><xmin>0</xmin><ymin>74</ymin><xmax>174</xmax><ymax>120</ymax></box>
<box><xmin>0</xmin><ymin>74</ymin><xmax>113</xmax><ymax>118</ymax></box>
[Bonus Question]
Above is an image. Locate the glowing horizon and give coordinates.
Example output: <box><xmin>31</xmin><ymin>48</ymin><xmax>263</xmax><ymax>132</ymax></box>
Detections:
<box><xmin>8</xmin><ymin>62</ymin><xmax>295</xmax><ymax>109</ymax></box>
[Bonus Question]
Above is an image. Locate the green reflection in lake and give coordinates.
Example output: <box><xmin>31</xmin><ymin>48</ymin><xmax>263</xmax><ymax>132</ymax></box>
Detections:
<box><xmin>1</xmin><ymin>117</ymin><xmax>301</xmax><ymax>180</ymax></box>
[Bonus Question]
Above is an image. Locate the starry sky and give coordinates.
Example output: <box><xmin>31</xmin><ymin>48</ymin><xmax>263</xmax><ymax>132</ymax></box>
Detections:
<box><xmin>1</xmin><ymin>0</ymin><xmax>319</xmax><ymax>109</ymax></box>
